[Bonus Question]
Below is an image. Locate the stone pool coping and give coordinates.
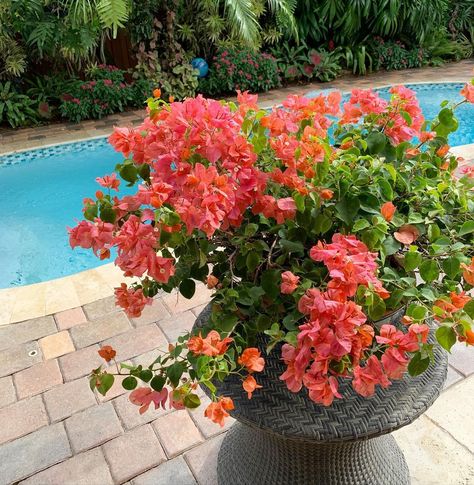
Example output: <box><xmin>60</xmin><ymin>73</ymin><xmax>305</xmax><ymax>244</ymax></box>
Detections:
<box><xmin>1</xmin><ymin>61</ymin><xmax>473</xmax><ymax>325</ymax></box>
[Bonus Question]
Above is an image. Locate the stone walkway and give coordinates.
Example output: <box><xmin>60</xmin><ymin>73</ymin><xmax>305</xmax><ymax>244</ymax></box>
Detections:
<box><xmin>0</xmin><ymin>289</ymin><xmax>473</xmax><ymax>485</ymax></box>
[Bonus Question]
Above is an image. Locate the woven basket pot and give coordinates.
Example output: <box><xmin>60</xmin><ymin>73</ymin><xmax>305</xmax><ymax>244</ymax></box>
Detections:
<box><xmin>194</xmin><ymin>305</ymin><xmax>448</xmax><ymax>485</ymax></box>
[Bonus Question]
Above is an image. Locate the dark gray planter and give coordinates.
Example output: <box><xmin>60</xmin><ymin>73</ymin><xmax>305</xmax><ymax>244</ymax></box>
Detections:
<box><xmin>194</xmin><ymin>306</ymin><xmax>447</xmax><ymax>485</ymax></box>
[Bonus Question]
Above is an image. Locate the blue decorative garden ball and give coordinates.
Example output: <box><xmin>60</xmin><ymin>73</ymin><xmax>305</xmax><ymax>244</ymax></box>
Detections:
<box><xmin>191</xmin><ymin>57</ymin><xmax>209</xmax><ymax>78</ymax></box>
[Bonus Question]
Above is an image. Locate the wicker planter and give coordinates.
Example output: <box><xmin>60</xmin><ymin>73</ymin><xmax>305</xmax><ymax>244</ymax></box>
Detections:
<box><xmin>194</xmin><ymin>305</ymin><xmax>448</xmax><ymax>485</ymax></box>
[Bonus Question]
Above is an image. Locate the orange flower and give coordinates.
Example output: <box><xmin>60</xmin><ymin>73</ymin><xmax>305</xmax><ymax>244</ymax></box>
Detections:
<box><xmin>95</xmin><ymin>190</ymin><xmax>104</xmax><ymax>200</ymax></box>
<box><xmin>401</xmin><ymin>315</ymin><xmax>413</xmax><ymax>326</ymax></box>
<box><xmin>450</xmin><ymin>291</ymin><xmax>471</xmax><ymax>309</ymax></box>
<box><xmin>461</xmin><ymin>258</ymin><xmax>474</xmax><ymax>285</ymax></box>
<box><xmin>99</xmin><ymin>248</ymin><xmax>110</xmax><ymax>260</ymax></box>
<box><xmin>169</xmin><ymin>95</ymin><xmax>175</xmax><ymax>103</ymax></box>
<box><xmin>405</xmin><ymin>148</ymin><xmax>420</xmax><ymax>159</ymax></box>
<box><xmin>206</xmin><ymin>274</ymin><xmax>219</xmax><ymax>289</ymax></box>
<box><xmin>242</xmin><ymin>375</ymin><xmax>262</xmax><ymax>399</ymax></box>
<box><xmin>340</xmin><ymin>140</ymin><xmax>354</xmax><ymax>150</ymax></box>
<box><xmin>357</xmin><ymin>324</ymin><xmax>374</xmax><ymax>347</ymax></box>
<box><xmin>394</xmin><ymin>224</ymin><xmax>420</xmax><ymax>245</ymax></box>
<box><xmin>238</xmin><ymin>348</ymin><xmax>265</xmax><ymax>372</ymax></box>
<box><xmin>187</xmin><ymin>330</ymin><xmax>233</xmax><ymax>357</ymax></box>
<box><xmin>466</xmin><ymin>330</ymin><xmax>474</xmax><ymax>345</ymax></box>
<box><xmin>98</xmin><ymin>345</ymin><xmax>116</xmax><ymax>362</ymax></box>
<box><xmin>320</xmin><ymin>189</ymin><xmax>334</xmax><ymax>200</ymax></box>
<box><xmin>380</xmin><ymin>201</ymin><xmax>396</xmax><ymax>222</ymax></box>
<box><xmin>436</xmin><ymin>144</ymin><xmax>449</xmax><ymax>157</ymax></box>
<box><xmin>204</xmin><ymin>397</ymin><xmax>234</xmax><ymax>427</ymax></box>
<box><xmin>153</xmin><ymin>88</ymin><xmax>161</xmax><ymax>99</ymax></box>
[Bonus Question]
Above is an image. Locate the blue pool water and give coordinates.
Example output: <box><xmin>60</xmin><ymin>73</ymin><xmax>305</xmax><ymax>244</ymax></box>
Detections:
<box><xmin>0</xmin><ymin>83</ymin><xmax>473</xmax><ymax>288</ymax></box>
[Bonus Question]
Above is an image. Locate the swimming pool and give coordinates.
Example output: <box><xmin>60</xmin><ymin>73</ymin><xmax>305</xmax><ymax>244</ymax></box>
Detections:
<box><xmin>0</xmin><ymin>82</ymin><xmax>473</xmax><ymax>288</ymax></box>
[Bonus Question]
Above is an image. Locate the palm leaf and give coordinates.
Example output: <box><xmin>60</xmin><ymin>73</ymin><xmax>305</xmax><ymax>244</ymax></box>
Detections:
<box><xmin>96</xmin><ymin>0</ymin><xmax>130</xmax><ymax>37</ymax></box>
<box><xmin>222</xmin><ymin>0</ymin><xmax>259</xmax><ymax>45</ymax></box>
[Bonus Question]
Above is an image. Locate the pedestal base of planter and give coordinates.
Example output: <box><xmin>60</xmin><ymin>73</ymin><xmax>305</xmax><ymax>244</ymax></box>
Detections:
<box><xmin>217</xmin><ymin>422</ymin><xmax>410</xmax><ymax>485</ymax></box>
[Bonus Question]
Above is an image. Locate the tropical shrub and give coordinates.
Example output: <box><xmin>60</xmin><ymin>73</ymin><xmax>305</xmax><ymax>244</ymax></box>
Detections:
<box><xmin>0</xmin><ymin>81</ymin><xmax>38</xmax><ymax>127</ymax></box>
<box><xmin>69</xmin><ymin>82</ymin><xmax>474</xmax><ymax>425</ymax></box>
<box><xmin>295</xmin><ymin>0</ymin><xmax>449</xmax><ymax>46</ymax></box>
<box><xmin>59</xmin><ymin>65</ymin><xmax>153</xmax><ymax>122</ymax></box>
<box><xmin>271</xmin><ymin>41</ymin><xmax>342</xmax><ymax>83</ymax></box>
<box><xmin>199</xmin><ymin>48</ymin><xmax>280</xmax><ymax>96</ymax></box>
<box><xmin>372</xmin><ymin>39</ymin><xmax>427</xmax><ymax>71</ymax></box>
<box><xmin>0</xmin><ymin>0</ymin><xmax>131</xmax><ymax>78</ymax></box>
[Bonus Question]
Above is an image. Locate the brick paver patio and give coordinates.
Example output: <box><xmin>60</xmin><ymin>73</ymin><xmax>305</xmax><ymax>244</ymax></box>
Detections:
<box><xmin>0</xmin><ymin>286</ymin><xmax>473</xmax><ymax>485</ymax></box>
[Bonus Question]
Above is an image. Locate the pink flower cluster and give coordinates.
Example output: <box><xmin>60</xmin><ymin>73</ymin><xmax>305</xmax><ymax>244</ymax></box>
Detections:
<box><xmin>341</xmin><ymin>85</ymin><xmax>424</xmax><ymax>143</ymax></box>
<box><xmin>280</xmin><ymin>234</ymin><xmax>429</xmax><ymax>405</ymax></box>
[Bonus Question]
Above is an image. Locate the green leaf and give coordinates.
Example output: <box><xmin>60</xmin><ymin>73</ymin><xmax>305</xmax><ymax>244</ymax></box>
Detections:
<box><xmin>436</xmin><ymin>326</ymin><xmax>457</xmax><ymax>352</ymax></box>
<box><xmin>97</xmin><ymin>374</ymin><xmax>114</xmax><ymax>396</ymax></box>
<box><xmin>459</xmin><ymin>221</ymin><xmax>474</xmax><ymax>236</ymax></box>
<box><xmin>367</xmin><ymin>294</ymin><xmax>386</xmax><ymax>321</ymax></box>
<box><xmin>167</xmin><ymin>362</ymin><xmax>184</xmax><ymax>387</ymax></box>
<box><xmin>293</xmin><ymin>193</ymin><xmax>305</xmax><ymax>212</ymax></box>
<box><xmin>244</xmin><ymin>224</ymin><xmax>258</xmax><ymax>237</ymax></box>
<box><xmin>365</xmin><ymin>132</ymin><xmax>387</xmax><ymax>154</ymax></box>
<box><xmin>139</xmin><ymin>369</ymin><xmax>153</xmax><ymax>382</ymax></box>
<box><xmin>179</xmin><ymin>279</ymin><xmax>196</xmax><ymax>299</ymax></box>
<box><xmin>220</xmin><ymin>314</ymin><xmax>238</xmax><ymax>332</ymax></box>
<box><xmin>404</xmin><ymin>252</ymin><xmax>422</xmax><ymax>271</ymax></box>
<box><xmin>335</xmin><ymin>195</ymin><xmax>360</xmax><ymax>226</ymax></box>
<box><xmin>314</xmin><ymin>213</ymin><xmax>332</xmax><ymax>234</ymax></box>
<box><xmin>463</xmin><ymin>300</ymin><xmax>474</xmax><ymax>318</ymax></box>
<box><xmin>261</xmin><ymin>269</ymin><xmax>280</xmax><ymax>298</ymax></box>
<box><xmin>352</xmin><ymin>219</ymin><xmax>371</xmax><ymax>232</ymax></box>
<box><xmin>100</xmin><ymin>206</ymin><xmax>116</xmax><ymax>223</ymax></box>
<box><xmin>122</xmin><ymin>376</ymin><xmax>138</xmax><ymax>390</ymax></box>
<box><xmin>150</xmin><ymin>375</ymin><xmax>166</xmax><ymax>392</ymax></box>
<box><xmin>119</xmin><ymin>163</ymin><xmax>138</xmax><ymax>185</ymax></box>
<box><xmin>382</xmin><ymin>236</ymin><xmax>401</xmax><ymax>256</ymax></box>
<box><xmin>408</xmin><ymin>304</ymin><xmax>427</xmax><ymax>321</ymax></box>
<box><xmin>246</xmin><ymin>252</ymin><xmax>260</xmax><ymax>272</ymax></box>
<box><xmin>442</xmin><ymin>257</ymin><xmax>460</xmax><ymax>279</ymax></box>
<box><xmin>408</xmin><ymin>352</ymin><xmax>430</xmax><ymax>376</ymax></box>
<box><xmin>184</xmin><ymin>393</ymin><xmax>201</xmax><ymax>409</ymax></box>
<box><xmin>419</xmin><ymin>260</ymin><xmax>439</xmax><ymax>283</ymax></box>
<box><xmin>279</xmin><ymin>239</ymin><xmax>304</xmax><ymax>254</ymax></box>
<box><xmin>427</xmin><ymin>224</ymin><xmax>441</xmax><ymax>242</ymax></box>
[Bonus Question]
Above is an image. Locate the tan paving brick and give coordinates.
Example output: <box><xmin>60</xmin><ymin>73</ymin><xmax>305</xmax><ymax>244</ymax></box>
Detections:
<box><xmin>39</xmin><ymin>331</ymin><xmax>75</xmax><ymax>360</ymax></box>
<box><xmin>65</xmin><ymin>402</ymin><xmax>122</xmax><ymax>453</ymax></box>
<box><xmin>59</xmin><ymin>344</ymin><xmax>102</xmax><ymax>381</ymax></box>
<box><xmin>113</xmin><ymin>392</ymin><xmax>171</xmax><ymax>430</ymax></box>
<box><xmin>102</xmin><ymin>324</ymin><xmax>168</xmax><ymax>362</ymax></box>
<box><xmin>0</xmin><ymin>395</ymin><xmax>48</xmax><ymax>445</ymax></box>
<box><xmin>82</xmin><ymin>296</ymin><xmax>118</xmax><ymax>320</ymax></box>
<box><xmin>131</xmin><ymin>456</ymin><xmax>197</xmax><ymax>485</ymax></box>
<box><xmin>131</xmin><ymin>299</ymin><xmax>170</xmax><ymax>327</ymax></box>
<box><xmin>162</xmin><ymin>285</ymin><xmax>212</xmax><ymax>315</ymax></box>
<box><xmin>102</xmin><ymin>425</ymin><xmax>166</xmax><ymax>483</ymax></box>
<box><xmin>14</xmin><ymin>359</ymin><xmax>63</xmax><ymax>399</ymax></box>
<box><xmin>0</xmin><ymin>341</ymin><xmax>43</xmax><ymax>378</ymax></box>
<box><xmin>157</xmin><ymin>311</ymin><xmax>196</xmax><ymax>343</ymax></box>
<box><xmin>55</xmin><ymin>307</ymin><xmax>87</xmax><ymax>330</ymax></box>
<box><xmin>448</xmin><ymin>344</ymin><xmax>474</xmax><ymax>376</ymax></box>
<box><xmin>20</xmin><ymin>448</ymin><xmax>114</xmax><ymax>485</ymax></box>
<box><xmin>70</xmin><ymin>312</ymin><xmax>131</xmax><ymax>348</ymax></box>
<box><xmin>0</xmin><ymin>316</ymin><xmax>56</xmax><ymax>351</ymax></box>
<box><xmin>184</xmin><ymin>434</ymin><xmax>224</xmax><ymax>485</ymax></box>
<box><xmin>0</xmin><ymin>423</ymin><xmax>71</xmax><ymax>485</ymax></box>
<box><xmin>43</xmin><ymin>378</ymin><xmax>97</xmax><ymax>422</ymax></box>
<box><xmin>152</xmin><ymin>410</ymin><xmax>204</xmax><ymax>457</ymax></box>
<box><xmin>0</xmin><ymin>376</ymin><xmax>16</xmax><ymax>407</ymax></box>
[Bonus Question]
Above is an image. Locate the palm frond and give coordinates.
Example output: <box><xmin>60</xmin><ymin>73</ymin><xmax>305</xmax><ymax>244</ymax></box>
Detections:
<box><xmin>222</xmin><ymin>0</ymin><xmax>259</xmax><ymax>46</ymax></box>
<box><xmin>96</xmin><ymin>0</ymin><xmax>130</xmax><ymax>37</ymax></box>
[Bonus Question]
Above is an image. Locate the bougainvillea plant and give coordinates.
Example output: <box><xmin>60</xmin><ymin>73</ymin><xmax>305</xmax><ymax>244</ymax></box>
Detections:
<box><xmin>70</xmin><ymin>79</ymin><xmax>474</xmax><ymax>426</ymax></box>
